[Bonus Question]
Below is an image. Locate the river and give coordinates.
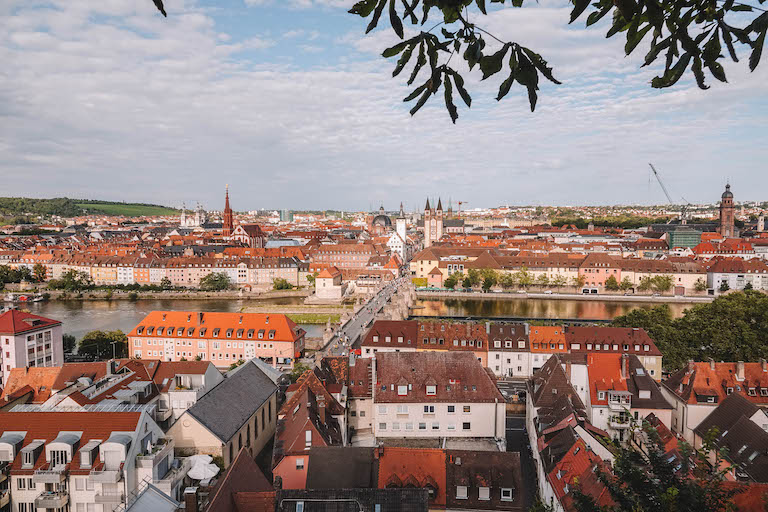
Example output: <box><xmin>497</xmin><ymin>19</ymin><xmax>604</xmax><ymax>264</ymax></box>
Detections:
<box><xmin>413</xmin><ymin>297</ymin><xmax>691</xmax><ymax>321</ymax></box>
<box><xmin>20</xmin><ymin>298</ymin><xmax>325</xmax><ymax>339</ymax></box>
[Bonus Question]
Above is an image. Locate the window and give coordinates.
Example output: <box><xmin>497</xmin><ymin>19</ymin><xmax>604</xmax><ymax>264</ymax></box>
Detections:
<box><xmin>463</xmin><ymin>422</ymin><xmax>471</xmax><ymax>430</ymax></box>
<box><xmin>296</xmin><ymin>502</ymin><xmax>305</xmax><ymax>512</ymax></box>
<box><xmin>419</xmin><ymin>422</ymin><xmax>426</xmax><ymax>430</ymax></box>
<box><xmin>305</xmin><ymin>430</ymin><xmax>312</xmax><ymax>448</ymax></box>
<box><xmin>456</xmin><ymin>486</ymin><xmax>468</xmax><ymax>499</ymax></box>
<box><xmin>397</xmin><ymin>385</ymin><xmax>408</xmax><ymax>396</ymax></box>
<box><xmin>463</xmin><ymin>405</ymin><xmax>471</xmax><ymax>413</ymax></box>
<box><xmin>397</xmin><ymin>404</ymin><xmax>408</xmax><ymax>414</ymax></box>
<box><xmin>432</xmin><ymin>422</ymin><xmax>439</xmax><ymax>430</ymax></box>
<box><xmin>378</xmin><ymin>405</ymin><xmax>387</xmax><ymax>414</ymax></box>
<box><xmin>426</xmin><ymin>385</ymin><xmax>436</xmax><ymax>395</ymax></box>
<box><xmin>360</xmin><ymin>411</ymin><xmax>365</xmax><ymax>417</ymax></box>
<box><xmin>598</xmin><ymin>391</ymin><xmax>605</xmax><ymax>400</ymax></box>
<box><xmin>479</xmin><ymin>487</ymin><xmax>490</xmax><ymax>500</ymax></box>
<box><xmin>392</xmin><ymin>422</ymin><xmax>400</xmax><ymax>430</ymax></box>
<box><xmin>501</xmin><ymin>488</ymin><xmax>514</xmax><ymax>501</ymax></box>
<box><xmin>379</xmin><ymin>423</ymin><xmax>387</xmax><ymax>430</ymax></box>
<box><xmin>424</xmin><ymin>405</ymin><xmax>435</xmax><ymax>413</ymax></box>
<box><xmin>295</xmin><ymin>458</ymin><xmax>305</xmax><ymax>470</ymax></box>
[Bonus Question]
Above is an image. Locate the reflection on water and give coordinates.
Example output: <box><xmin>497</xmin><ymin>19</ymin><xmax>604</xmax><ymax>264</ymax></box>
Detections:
<box><xmin>413</xmin><ymin>298</ymin><xmax>689</xmax><ymax>321</ymax></box>
<box><xmin>21</xmin><ymin>298</ymin><xmax>322</xmax><ymax>339</ymax></box>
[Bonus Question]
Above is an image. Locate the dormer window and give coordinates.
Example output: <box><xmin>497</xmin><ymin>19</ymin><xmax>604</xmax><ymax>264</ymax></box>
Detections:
<box><xmin>146</xmin><ymin>326</ymin><xmax>154</xmax><ymax>335</ymax></box>
<box><xmin>373</xmin><ymin>335</ymin><xmax>379</xmax><ymax>343</ymax></box>
<box><xmin>269</xmin><ymin>330</ymin><xmax>275</xmax><ymax>340</ymax></box>
<box><xmin>226</xmin><ymin>329</ymin><xmax>233</xmax><ymax>338</ymax></box>
<box><xmin>177</xmin><ymin>328</ymin><xmax>184</xmax><ymax>336</ymax></box>
<box><xmin>187</xmin><ymin>327</ymin><xmax>195</xmax><ymax>336</ymax></box>
<box><xmin>727</xmin><ymin>387</ymin><xmax>734</xmax><ymax>394</ymax></box>
<box><xmin>426</xmin><ymin>385</ymin><xmax>436</xmax><ymax>395</ymax></box>
<box><xmin>258</xmin><ymin>330</ymin><xmax>264</xmax><ymax>339</ymax></box>
<box><xmin>247</xmin><ymin>329</ymin><xmax>254</xmax><ymax>339</ymax></box>
<box><xmin>749</xmin><ymin>388</ymin><xmax>757</xmax><ymax>396</ymax></box>
<box><xmin>199</xmin><ymin>328</ymin><xmax>207</xmax><ymax>337</ymax></box>
<box><xmin>644</xmin><ymin>345</ymin><xmax>650</xmax><ymax>351</ymax></box>
<box><xmin>237</xmin><ymin>329</ymin><xmax>244</xmax><ymax>338</ymax></box>
<box><xmin>157</xmin><ymin>327</ymin><xmax>164</xmax><ymax>336</ymax></box>
<box><xmin>212</xmin><ymin>328</ymin><xmax>220</xmax><ymax>337</ymax></box>
<box><xmin>397</xmin><ymin>385</ymin><xmax>408</xmax><ymax>396</ymax></box>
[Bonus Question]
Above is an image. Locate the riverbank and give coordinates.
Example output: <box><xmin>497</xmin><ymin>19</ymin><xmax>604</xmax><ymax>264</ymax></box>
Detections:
<box><xmin>242</xmin><ymin>304</ymin><xmax>351</xmax><ymax>324</ymax></box>
<box><xmin>32</xmin><ymin>288</ymin><xmax>312</xmax><ymax>302</ymax></box>
<box><xmin>416</xmin><ymin>290</ymin><xmax>713</xmax><ymax>303</ymax></box>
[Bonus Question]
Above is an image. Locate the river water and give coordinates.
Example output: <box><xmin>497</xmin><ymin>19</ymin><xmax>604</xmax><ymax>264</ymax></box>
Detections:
<box><xmin>19</xmin><ymin>298</ymin><xmax>325</xmax><ymax>339</ymax></box>
<box><xmin>413</xmin><ymin>297</ymin><xmax>691</xmax><ymax>321</ymax></box>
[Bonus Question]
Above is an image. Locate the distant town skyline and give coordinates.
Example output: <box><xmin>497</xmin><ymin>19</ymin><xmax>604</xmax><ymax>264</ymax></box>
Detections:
<box><xmin>1</xmin><ymin>0</ymin><xmax>767</xmax><ymax>209</ymax></box>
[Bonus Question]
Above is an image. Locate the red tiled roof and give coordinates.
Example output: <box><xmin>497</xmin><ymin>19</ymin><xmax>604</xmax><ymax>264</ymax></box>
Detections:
<box><xmin>128</xmin><ymin>311</ymin><xmax>303</xmax><ymax>342</ymax></box>
<box><xmin>0</xmin><ymin>310</ymin><xmax>61</xmax><ymax>335</ymax></box>
<box><xmin>377</xmin><ymin>448</ymin><xmax>447</xmax><ymax>508</ymax></box>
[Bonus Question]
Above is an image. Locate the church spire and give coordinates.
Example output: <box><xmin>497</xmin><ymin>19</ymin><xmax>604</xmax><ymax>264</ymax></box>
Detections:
<box><xmin>425</xmin><ymin>198</ymin><xmax>431</xmax><ymax>211</ymax></box>
<box><xmin>436</xmin><ymin>197</ymin><xmax>443</xmax><ymax>211</ymax></box>
<box><xmin>223</xmin><ymin>184</ymin><xmax>234</xmax><ymax>238</ymax></box>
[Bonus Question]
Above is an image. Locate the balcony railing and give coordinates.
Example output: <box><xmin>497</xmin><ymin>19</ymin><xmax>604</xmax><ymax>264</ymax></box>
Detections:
<box><xmin>0</xmin><ymin>489</ymin><xmax>9</xmax><ymax>508</ymax></box>
<box><xmin>33</xmin><ymin>464</ymin><xmax>68</xmax><ymax>483</ymax></box>
<box><xmin>136</xmin><ymin>437</ymin><xmax>175</xmax><ymax>471</ymax></box>
<box><xmin>608</xmin><ymin>400</ymin><xmax>631</xmax><ymax>412</ymax></box>
<box><xmin>609</xmin><ymin>416</ymin><xmax>632</xmax><ymax>429</ymax></box>
<box><xmin>35</xmin><ymin>490</ymin><xmax>69</xmax><ymax>509</ymax></box>
<box><xmin>94</xmin><ymin>492</ymin><xmax>125</xmax><ymax>504</ymax></box>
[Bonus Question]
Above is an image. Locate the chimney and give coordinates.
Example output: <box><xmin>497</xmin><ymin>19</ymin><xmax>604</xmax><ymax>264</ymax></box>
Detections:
<box><xmin>486</xmin><ymin>321</ymin><xmax>490</xmax><ymax>334</ymax></box>
<box><xmin>183</xmin><ymin>487</ymin><xmax>199</xmax><ymax>512</ymax></box>
<box><xmin>266</xmin><ymin>315</ymin><xmax>270</xmax><ymax>324</ymax></box>
<box><xmin>737</xmin><ymin>361</ymin><xmax>745</xmax><ymax>381</ymax></box>
<box><xmin>621</xmin><ymin>354</ymin><xmax>629</xmax><ymax>379</ymax></box>
<box><xmin>198</xmin><ymin>312</ymin><xmax>204</xmax><ymax>325</ymax></box>
<box><xmin>317</xmin><ymin>397</ymin><xmax>326</xmax><ymax>424</ymax></box>
<box><xmin>565</xmin><ymin>360</ymin><xmax>572</xmax><ymax>381</ymax></box>
<box><xmin>762</xmin><ymin>359</ymin><xmax>767</xmax><ymax>373</ymax></box>
<box><xmin>524</xmin><ymin>323</ymin><xmax>530</xmax><ymax>335</ymax></box>
<box><xmin>709</xmin><ymin>358</ymin><xmax>716</xmax><ymax>371</ymax></box>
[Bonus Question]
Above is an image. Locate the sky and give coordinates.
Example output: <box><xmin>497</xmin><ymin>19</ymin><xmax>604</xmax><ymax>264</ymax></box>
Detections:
<box><xmin>0</xmin><ymin>0</ymin><xmax>766</xmax><ymax>212</ymax></box>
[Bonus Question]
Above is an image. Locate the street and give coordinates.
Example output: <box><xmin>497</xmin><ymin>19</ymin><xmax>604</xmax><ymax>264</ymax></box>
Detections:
<box><xmin>507</xmin><ymin>414</ymin><xmax>537</xmax><ymax>510</ymax></box>
<box><xmin>320</xmin><ymin>276</ymin><xmax>409</xmax><ymax>359</ymax></box>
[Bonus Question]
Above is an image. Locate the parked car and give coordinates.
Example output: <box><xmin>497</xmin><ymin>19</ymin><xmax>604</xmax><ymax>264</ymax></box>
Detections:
<box><xmin>543</xmin><ymin>290</ymin><xmax>553</xmax><ymax>294</ymax></box>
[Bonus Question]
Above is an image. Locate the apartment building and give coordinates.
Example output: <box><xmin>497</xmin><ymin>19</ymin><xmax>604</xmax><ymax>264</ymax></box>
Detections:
<box><xmin>0</xmin><ymin>310</ymin><xmax>64</xmax><ymax>388</ymax></box>
<box><xmin>360</xmin><ymin>320</ymin><xmax>419</xmax><ymax>356</ymax></box>
<box><xmin>0</xmin><ymin>406</ymin><xmax>188</xmax><ymax>512</ymax></box>
<box><xmin>487</xmin><ymin>323</ymin><xmax>530</xmax><ymax>378</ymax></box>
<box><xmin>662</xmin><ymin>360</ymin><xmax>768</xmax><ymax>443</ymax></box>
<box><xmin>372</xmin><ymin>352</ymin><xmax>506</xmax><ymax>448</ymax></box>
<box><xmin>128</xmin><ymin>311</ymin><xmax>305</xmax><ymax>369</ymax></box>
<box><xmin>416</xmin><ymin>321</ymin><xmax>489</xmax><ymax>366</ymax></box>
<box><xmin>707</xmin><ymin>257</ymin><xmax>768</xmax><ymax>292</ymax></box>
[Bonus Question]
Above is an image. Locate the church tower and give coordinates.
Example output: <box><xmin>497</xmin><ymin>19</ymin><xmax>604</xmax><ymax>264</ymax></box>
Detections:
<box><xmin>180</xmin><ymin>202</ymin><xmax>187</xmax><ymax>227</ymax></box>
<box><xmin>758</xmin><ymin>211</ymin><xmax>765</xmax><ymax>233</ymax></box>
<box><xmin>223</xmin><ymin>185</ymin><xmax>234</xmax><ymax>238</ymax></box>
<box><xmin>423</xmin><ymin>198</ymin><xmax>444</xmax><ymax>247</ymax></box>
<box><xmin>396</xmin><ymin>202</ymin><xmax>407</xmax><ymax>245</ymax></box>
<box><xmin>719</xmin><ymin>184</ymin><xmax>735</xmax><ymax>238</ymax></box>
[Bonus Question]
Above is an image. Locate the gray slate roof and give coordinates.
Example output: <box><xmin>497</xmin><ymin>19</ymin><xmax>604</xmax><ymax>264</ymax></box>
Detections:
<box><xmin>186</xmin><ymin>359</ymin><xmax>277</xmax><ymax>443</ymax></box>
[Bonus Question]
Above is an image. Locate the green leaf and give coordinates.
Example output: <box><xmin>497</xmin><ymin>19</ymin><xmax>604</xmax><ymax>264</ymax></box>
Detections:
<box><xmin>426</xmin><ymin>37</ymin><xmax>439</xmax><ymax>71</ymax></box>
<box><xmin>408</xmin><ymin>41</ymin><xmax>427</xmax><ymax>85</ymax></box>
<box><xmin>476</xmin><ymin>0</ymin><xmax>487</xmax><ymax>15</ymax></box>
<box><xmin>444</xmin><ymin>74</ymin><xmax>458</xmax><ymax>123</ymax></box>
<box><xmin>651</xmin><ymin>52</ymin><xmax>691</xmax><ymax>88</ymax></box>
<box><xmin>409</xmin><ymin>88</ymin><xmax>431</xmax><ymax>115</ymax></box>
<box><xmin>515</xmin><ymin>49</ymin><xmax>539</xmax><ymax>111</ymax></box>
<box><xmin>732</xmin><ymin>4</ymin><xmax>753</xmax><ymax>11</ymax></box>
<box><xmin>521</xmin><ymin>47</ymin><xmax>561</xmax><ymax>84</ymax></box>
<box><xmin>643</xmin><ymin>36</ymin><xmax>671</xmax><ymax>66</ymax></box>
<box><xmin>691</xmin><ymin>56</ymin><xmax>709</xmax><ymax>89</ymax></box>
<box><xmin>403</xmin><ymin>81</ymin><xmax>428</xmax><ymax>102</ymax></box>
<box><xmin>708</xmin><ymin>61</ymin><xmax>727</xmax><ymax>82</ymax></box>
<box><xmin>750</xmin><ymin>27</ymin><xmax>766</xmax><ymax>71</ymax></box>
<box><xmin>511</xmin><ymin>0</ymin><xmax>523</xmax><ymax>7</ymax></box>
<box><xmin>570</xmin><ymin>0</ymin><xmax>590</xmax><ymax>24</ymax></box>
<box><xmin>389</xmin><ymin>0</ymin><xmax>404</xmax><ymax>38</ymax></box>
<box><xmin>496</xmin><ymin>73</ymin><xmax>515</xmax><ymax>101</ymax></box>
<box><xmin>382</xmin><ymin>40</ymin><xmax>410</xmax><ymax>57</ymax></box>
<box><xmin>703</xmin><ymin>32</ymin><xmax>722</xmax><ymax>63</ymax></box>
<box><xmin>625</xmin><ymin>23</ymin><xmax>653</xmax><ymax>55</ymax></box>
<box><xmin>402</xmin><ymin>0</ymin><xmax>418</xmax><ymax>24</ymax></box>
<box><xmin>349</xmin><ymin>0</ymin><xmax>378</xmax><ymax>17</ymax></box>
<box><xmin>587</xmin><ymin>4</ymin><xmax>612</xmax><ymax>27</ymax></box>
<box><xmin>721</xmin><ymin>25</ymin><xmax>739</xmax><ymax>62</ymax></box>
<box><xmin>393</xmin><ymin>43</ymin><xmax>415</xmax><ymax>76</ymax></box>
<box><xmin>366</xmin><ymin>0</ymin><xmax>387</xmax><ymax>33</ymax></box>
<box><xmin>614</xmin><ymin>0</ymin><xmax>638</xmax><ymax>20</ymax></box>
<box><xmin>451</xmin><ymin>71</ymin><xmax>472</xmax><ymax>107</ymax></box>
<box><xmin>478</xmin><ymin>43</ymin><xmax>510</xmax><ymax>80</ymax></box>
<box><xmin>463</xmin><ymin>40</ymin><xmax>482</xmax><ymax>70</ymax></box>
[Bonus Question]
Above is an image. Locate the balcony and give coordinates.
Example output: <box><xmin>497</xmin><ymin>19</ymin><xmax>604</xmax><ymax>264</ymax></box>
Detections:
<box><xmin>608</xmin><ymin>398</ymin><xmax>631</xmax><ymax>412</ymax></box>
<box><xmin>136</xmin><ymin>437</ymin><xmax>175</xmax><ymax>471</ymax></box>
<box><xmin>0</xmin><ymin>462</ymin><xmax>9</xmax><ymax>483</ymax></box>
<box><xmin>33</xmin><ymin>464</ymin><xmax>68</xmax><ymax>483</ymax></box>
<box><xmin>89</xmin><ymin>463</ymin><xmax>122</xmax><ymax>484</ymax></box>
<box><xmin>35</xmin><ymin>490</ymin><xmax>69</xmax><ymax>509</ymax></box>
<box><xmin>609</xmin><ymin>416</ymin><xmax>632</xmax><ymax>429</ymax></box>
<box><xmin>94</xmin><ymin>492</ymin><xmax>125</xmax><ymax>504</ymax></box>
<box><xmin>0</xmin><ymin>489</ymin><xmax>9</xmax><ymax>508</ymax></box>
<box><xmin>155</xmin><ymin>404</ymin><xmax>173</xmax><ymax>422</ymax></box>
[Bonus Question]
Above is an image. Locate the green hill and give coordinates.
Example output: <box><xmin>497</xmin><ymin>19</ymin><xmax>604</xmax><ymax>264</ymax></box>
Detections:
<box><xmin>0</xmin><ymin>197</ymin><xmax>178</xmax><ymax>219</ymax></box>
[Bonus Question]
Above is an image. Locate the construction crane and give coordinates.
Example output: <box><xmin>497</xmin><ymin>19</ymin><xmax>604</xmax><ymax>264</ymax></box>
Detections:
<box><xmin>458</xmin><ymin>201</ymin><xmax>468</xmax><ymax>218</ymax></box>
<box><xmin>648</xmin><ymin>163</ymin><xmax>691</xmax><ymax>224</ymax></box>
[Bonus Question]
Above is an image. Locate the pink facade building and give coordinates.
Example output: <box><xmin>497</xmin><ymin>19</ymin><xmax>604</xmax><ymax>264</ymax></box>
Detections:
<box><xmin>0</xmin><ymin>310</ymin><xmax>64</xmax><ymax>387</ymax></box>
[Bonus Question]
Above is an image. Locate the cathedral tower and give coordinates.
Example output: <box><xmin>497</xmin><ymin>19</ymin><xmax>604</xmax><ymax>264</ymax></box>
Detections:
<box><xmin>719</xmin><ymin>184</ymin><xmax>735</xmax><ymax>238</ymax></box>
<box><xmin>223</xmin><ymin>185</ymin><xmax>234</xmax><ymax>238</ymax></box>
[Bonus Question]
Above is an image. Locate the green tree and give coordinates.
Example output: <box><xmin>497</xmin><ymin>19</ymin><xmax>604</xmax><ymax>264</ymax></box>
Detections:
<box><xmin>462</xmin><ymin>276</ymin><xmax>472</xmax><ymax>289</ymax></box>
<box><xmin>160</xmin><ymin>277</ymin><xmax>172</xmax><ymax>290</ymax></box>
<box><xmin>482</xmin><ymin>276</ymin><xmax>495</xmax><ymax>292</ymax></box>
<box><xmin>612</xmin><ymin>292</ymin><xmax>768</xmax><ymax>371</ymax></box>
<box><xmin>694</xmin><ymin>278</ymin><xmax>707</xmax><ymax>292</ymax></box>
<box><xmin>467</xmin><ymin>268</ymin><xmax>482</xmax><ymax>287</ymax></box>
<box><xmin>199</xmin><ymin>272</ymin><xmax>231</xmax><ymax>291</ymax></box>
<box><xmin>499</xmin><ymin>272</ymin><xmax>517</xmax><ymax>289</ymax></box>
<box><xmin>289</xmin><ymin>362</ymin><xmax>311</xmax><ymax>383</ymax></box>
<box><xmin>551</xmin><ymin>274</ymin><xmax>567</xmax><ymax>290</ymax></box>
<box><xmin>77</xmin><ymin>330</ymin><xmax>128</xmax><ymax>360</ymax></box>
<box><xmin>719</xmin><ymin>281</ymin><xmax>730</xmax><ymax>292</ymax></box>
<box><xmin>745</xmin><ymin>281</ymin><xmax>754</xmax><ymax>290</ymax></box>
<box><xmin>32</xmin><ymin>263</ymin><xmax>47</xmax><ymax>283</ymax></box>
<box><xmin>652</xmin><ymin>274</ymin><xmax>674</xmax><ymax>293</ymax></box>
<box><xmin>535</xmin><ymin>273</ymin><xmax>550</xmax><ymax>288</ymax></box>
<box><xmin>444</xmin><ymin>271</ymin><xmax>462</xmax><ymax>290</ymax></box>
<box><xmin>340</xmin><ymin>0</ymin><xmax>767</xmax><ymax>122</ymax></box>
<box><xmin>637</xmin><ymin>276</ymin><xmax>654</xmax><ymax>292</ymax></box>
<box><xmin>306</xmin><ymin>271</ymin><xmax>319</xmax><ymax>286</ymax></box>
<box><xmin>570</xmin><ymin>274</ymin><xmax>586</xmax><ymax>289</ymax></box>
<box><xmin>619</xmin><ymin>277</ymin><xmax>634</xmax><ymax>291</ymax></box>
<box><xmin>48</xmin><ymin>269</ymin><xmax>92</xmax><ymax>291</ymax></box>
<box><xmin>605</xmin><ymin>275</ymin><xmax>620</xmax><ymax>291</ymax></box>
<box><xmin>273</xmin><ymin>278</ymin><xmax>294</xmax><ymax>290</ymax></box>
<box><xmin>574</xmin><ymin>423</ymin><xmax>740</xmax><ymax>512</ymax></box>
<box><xmin>62</xmin><ymin>334</ymin><xmax>76</xmax><ymax>353</ymax></box>
<box><xmin>515</xmin><ymin>267</ymin><xmax>533</xmax><ymax>288</ymax></box>
<box><xmin>229</xmin><ymin>359</ymin><xmax>245</xmax><ymax>370</ymax></box>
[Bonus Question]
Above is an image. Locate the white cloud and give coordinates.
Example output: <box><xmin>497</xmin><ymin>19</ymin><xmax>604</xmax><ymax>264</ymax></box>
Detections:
<box><xmin>0</xmin><ymin>0</ymin><xmax>766</xmax><ymax>210</ymax></box>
